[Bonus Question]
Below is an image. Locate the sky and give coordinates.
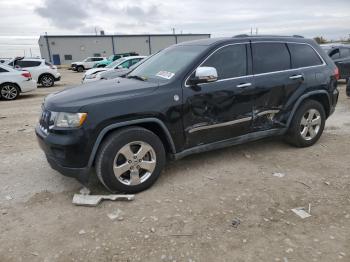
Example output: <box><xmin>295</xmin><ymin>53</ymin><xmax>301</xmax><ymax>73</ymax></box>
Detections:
<box><xmin>1</xmin><ymin>0</ymin><xmax>350</xmax><ymax>57</ymax></box>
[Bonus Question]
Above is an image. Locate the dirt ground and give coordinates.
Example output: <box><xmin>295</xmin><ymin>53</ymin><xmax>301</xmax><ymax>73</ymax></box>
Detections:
<box><xmin>0</xmin><ymin>70</ymin><xmax>349</xmax><ymax>262</ymax></box>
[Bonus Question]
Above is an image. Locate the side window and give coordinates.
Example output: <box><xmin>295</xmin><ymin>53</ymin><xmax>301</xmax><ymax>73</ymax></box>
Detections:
<box><xmin>93</xmin><ymin>54</ymin><xmax>101</xmax><ymax>58</ymax></box>
<box><xmin>8</xmin><ymin>61</ymin><xmax>14</xmax><ymax>66</ymax></box>
<box><xmin>17</xmin><ymin>61</ymin><xmax>41</xmax><ymax>67</ymax></box>
<box><xmin>92</xmin><ymin>57</ymin><xmax>103</xmax><ymax>61</ymax></box>
<box><xmin>340</xmin><ymin>48</ymin><xmax>350</xmax><ymax>58</ymax></box>
<box><xmin>0</xmin><ymin>67</ymin><xmax>8</xmax><ymax>73</ymax></box>
<box><xmin>252</xmin><ymin>43</ymin><xmax>291</xmax><ymax>74</ymax></box>
<box><xmin>288</xmin><ymin>43</ymin><xmax>323</xmax><ymax>68</ymax></box>
<box><xmin>202</xmin><ymin>44</ymin><xmax>247</xmax><ymax>80</ymax></box>
<box><xmin>329</xmin><ymin>48</ymin><xmax>340</xmax><ymax>60</ymax></box>
<box><xmin>64</xmin><ymin>55</ymin><xmax>72</xmax><ymax>60</ymax></box>
<box><xmin>131</xmin><ymin>59</ymin><xmax>141</xmax><ymax>65</ymax></box>
<box><xmin>85</xmin><ymin>58</ymin><xmax>92</xmax><ymax>62</ymax></box>
<box><xmin>120</xmin><ymin>60</ymin><xmax>131</xmax><ymax>68</ymax></box>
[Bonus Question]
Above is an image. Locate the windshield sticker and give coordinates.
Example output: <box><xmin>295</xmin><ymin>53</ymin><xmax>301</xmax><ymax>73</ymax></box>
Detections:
<box><xmin>156</xmin><ymin>71</ymin><xmax>175</xmax><ymax>80</ymax></box>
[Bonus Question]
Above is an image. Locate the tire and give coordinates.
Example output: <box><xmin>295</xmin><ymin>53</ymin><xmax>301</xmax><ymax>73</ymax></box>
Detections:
<box><xmin>346</xmin><ymin>79</ymin><xmax>350</xmax><ymax>97</ymax></box>
<box><xmin>40</xmin><ymin>74</ymin><xmax>55</xmax><ymax>87</ymax></box>
<box><xmin>77</xmin><ymin>66</ymin><xmax>84</xmax><ymax>72</ymax></box>
<box><xmin>0</xmin><ymin>83</ymin><xmax>20</xmax><ymax>100</ymax></box>
<box><xmin>285</xmin><ymin>99</ymin><xmax>326</xmax><ymax>147</ymax></box>
<box><xmin>95</xmin><ymin>127</ymin><xmax>166</xmax><ymax>193</ymax></box>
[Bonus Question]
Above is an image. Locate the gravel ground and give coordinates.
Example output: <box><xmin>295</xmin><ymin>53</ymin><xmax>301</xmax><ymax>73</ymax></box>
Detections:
<box><xmin>0</xmin><ymin>70</ymin><xmax>349</xmax><ymax>262</ymax></box>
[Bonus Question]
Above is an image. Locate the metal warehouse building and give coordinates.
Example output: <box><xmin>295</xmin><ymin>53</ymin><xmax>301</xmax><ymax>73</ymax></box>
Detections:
<box><xmin>38</xmin><ymin>34</ymin><xmax>211</xmax><ymax>65</ymax></box>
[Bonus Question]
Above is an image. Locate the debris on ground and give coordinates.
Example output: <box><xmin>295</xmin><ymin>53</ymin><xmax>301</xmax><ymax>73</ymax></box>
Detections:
<box><xmin>231</xmin><ymin>218</ymin><xmax>241</xmax><ymax>228</ymax></box>
<box><xmin>295</xmin><ymin>181</ymin><xmax>312</xmax><ymax>189</ymax></box>
<box><xmin>5</xmin><ymin>195</ymin><xmax>13</xmax><ymax>201</ymax></box>
<box><xmin>72</xmin><ymin>194</ymin><xmax>134</xmax><ymax>207</ymax></box>
<box><xmin>204</xmin><ymin>176</ymin><xmax>215</xmax><ymax>180</ymax></box>
<box><xmin>17</xmin><ymin>129</ymin><xmax>26</xmax><ymax>132</ymax></box>
<box><xmin>244</xmin><ymin>153</ymin><xmax>252</xmax><ymax>159</ymax></box>
<box><xmin>291</xmin><ymin>207</ymin><xmax>311</xmax><ymax>219</ymax></box>
<box><xmin>79</xmin><ymin>187</ymin><xmax>91</xmax><ymax>195</ymax></box>
<box><xmin>78</xmin><ymin>229</ymin><xmax>86</xmax><ymax>235</ymax></box>
<box><xmin>107</xmin><ymin>209</ymin><xmax>124</xmax><ymax>221</ymax></box>
<box><xmin>30</xmin><ymin>252</ymin><xmax>39</xmax><ymax>256</ymax></box>
<box><xmin>273</xmin><ymin>173</ymin><xmax>286</xmax><ymax>178</ymax></box>
<box><xmin>324</xmin><ymin>181</ymin><xmax>330</xmax><ymax>186</ymax></box>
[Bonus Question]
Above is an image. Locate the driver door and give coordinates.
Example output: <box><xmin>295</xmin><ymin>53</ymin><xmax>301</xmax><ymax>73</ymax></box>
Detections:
<box><xmin>182</xmin><ymin>43</ymin><xmax>255</xmax><ymax>148</ymax></box>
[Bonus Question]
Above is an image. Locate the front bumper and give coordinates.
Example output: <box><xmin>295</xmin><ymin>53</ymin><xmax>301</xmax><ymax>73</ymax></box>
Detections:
<box><xmin>35</xmin><ymin>125</ymin><xmax>91</xmax><ymax>184</ymax></box>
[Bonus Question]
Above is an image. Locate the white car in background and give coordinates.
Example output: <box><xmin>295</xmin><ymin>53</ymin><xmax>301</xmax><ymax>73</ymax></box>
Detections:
<box><xmin>70</xmin><ymin>57</ymin><xmax>106</xmax><ymax>72</ymax></box>
<box><xmin>82</xmin><ymin>56</ymin><xmax>146</xmax><ymax>83</ymax></box>
<box><xmin>0</xmin><ymin>64</ymin><xmax>36</xmax><ymax>100</ymax></box>
<box><xmin>6</xmin><ymin>58</ymin><xmax>61</xmax><ymax>87</ymax></box>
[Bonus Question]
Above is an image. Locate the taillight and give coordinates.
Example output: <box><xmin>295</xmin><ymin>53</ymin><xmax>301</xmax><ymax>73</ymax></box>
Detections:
<box><xmin>21</xmin><ymin>72</ymin><xmax>31</xmax><ymax>78</ymax></box>
<box><xmin>334</xmin><ymin>67</ymin><xmax>340</xmax><ymax>80</ymax></box>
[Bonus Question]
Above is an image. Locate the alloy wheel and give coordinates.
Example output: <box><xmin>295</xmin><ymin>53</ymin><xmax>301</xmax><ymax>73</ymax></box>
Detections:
<box><xmin>113</xmin><ymin>141</ymin><xmax>157</xmax><ymax>186</ymax></box>
<box><xmin>41</xmin><ymin>76</ymin><xmax>53</xmax><ymax>87</ymax></box>
<box><xmin>300</xmin><ymin>109</ymin><xmax>321</xmax><ymax>141</ymax></box>
<box><xmin>1</xmin><ymin>85</ymin><xmax>18</xmax><ymax>100</ymax></box>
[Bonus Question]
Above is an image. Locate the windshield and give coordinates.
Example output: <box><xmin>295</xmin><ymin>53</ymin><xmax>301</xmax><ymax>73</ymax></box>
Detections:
<box><xmin>107</xmin><ymin>55</ymin><xmax>114</xmax><ymax>61</ymax></box>
<box><xmin>106</xmin><ymin>57</ymin><xmax>127</xmax><ymax>68</ymax></box>
<box><xmin>128</xmin><ymin>45</ymin><xmax>206</xmax><ymax>81</ymax></box>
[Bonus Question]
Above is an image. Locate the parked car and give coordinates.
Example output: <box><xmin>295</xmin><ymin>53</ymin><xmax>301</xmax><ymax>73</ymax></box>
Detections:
<box><xmin>93</xmin><ymin>52</ymin><xmax>139</xmax><ymax>68</ymax></box>
<box><xmin>71</xmin><ymin>57</ymin><xmax>106</xmax><ymax>72</ymax></box>
<box><xmin>98</xmin><ymin>57</ymin><xmax>151</xmax><ymax>81</ymax></box>
<box><xmin>0</xmin><ymin>64</ymin><xmax>36</xmax><ymax>100</ymax></box>
<box><xmin>82</xmin><ymin>56</ymin><xmax>146</xmax><ymax>83</ymax></box>
<box><xmin>36</xmin><ymin>35</ymin><xmax>339</xmax><ymax>193</ymax></box>
<box><xmin>6</xmin><ymin>58</ymin><xmax>61</xmax><ymax>87</ymax></box>
<box><xmin>321</xmin><ymin>44</ymin><xmax>350</xmax><ymax>82</ymax></box>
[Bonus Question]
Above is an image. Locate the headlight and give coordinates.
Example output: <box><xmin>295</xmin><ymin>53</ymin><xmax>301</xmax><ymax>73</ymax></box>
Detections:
<box><xmin>54</xmin><ymin>112</ymin><xmax>87</xmax><ymax>128</ymax></box>
<box><xmin>86</xmin><ymin>73</ymin><xmax>99</xmax><ymax>79</ymax></box>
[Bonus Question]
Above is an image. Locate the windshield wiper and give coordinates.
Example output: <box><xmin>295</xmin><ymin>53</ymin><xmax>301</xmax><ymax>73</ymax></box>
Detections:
<box><xmin>127</xmin><ymin>75</ymin><xmax>146</xmax><ymax>81</ymax></box>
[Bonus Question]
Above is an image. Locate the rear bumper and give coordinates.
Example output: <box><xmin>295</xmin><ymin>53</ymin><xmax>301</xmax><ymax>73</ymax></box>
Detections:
<box><xmin>35</xmin><ymin>125</ymin><xmax>91</xmax><ymax>184</ymax></box>
<box><xmin>20</xmin><ymin>80</ymin><xmax>37</xmax><ymax>93</ymax></box>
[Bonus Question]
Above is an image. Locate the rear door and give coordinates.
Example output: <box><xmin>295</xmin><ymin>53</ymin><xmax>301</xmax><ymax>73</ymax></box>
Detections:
<box><xmin>182</xmin><ymin>43</ymin><xmax>255</xmax><ymax>148</ymax></box>
<box><xmin>252</xmin><ymin>42</ymin><xmax>325</xmax><ymax>131</ymax></box>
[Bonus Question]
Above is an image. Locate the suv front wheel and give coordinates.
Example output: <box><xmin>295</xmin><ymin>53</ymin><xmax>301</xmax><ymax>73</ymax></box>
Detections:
<box><xmin>285</xmin><ymin>100</ymin><xmax>326</xmax><ymax>147</ymax></box>
<box><xmin>40</xmin><ymin>74</ymin><xmax>55</xmax><ymax>87</ymax></box>
<box><xmin>95</xmin><ymin>127</ymin><xmax>166</xmax><ymax>193</ymax></box>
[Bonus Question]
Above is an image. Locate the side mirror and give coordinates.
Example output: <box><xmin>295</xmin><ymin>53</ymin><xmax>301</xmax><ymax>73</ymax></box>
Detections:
<box><xmin>188</xmin><ymin>67</ymin><xmax>218</xmax><ymax>85</ymax></box>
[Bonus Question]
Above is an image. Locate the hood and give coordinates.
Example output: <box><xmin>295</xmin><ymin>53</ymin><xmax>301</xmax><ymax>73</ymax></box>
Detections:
<box><xmin>85</xmin><ymin>68</ymin><xmax>108</xmax><ymax>76</ymax></box>
<box><xmin>44</xmin><ymin>77</ymin><xmax>159</xmax><ymax>112</ymax></box>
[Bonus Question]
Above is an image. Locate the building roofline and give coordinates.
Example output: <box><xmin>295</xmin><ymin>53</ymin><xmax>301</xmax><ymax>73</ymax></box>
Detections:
<box><xmin>39</xmin><ymin>34</ymin><xmax>211</xmax><ymax>38</ymax></box>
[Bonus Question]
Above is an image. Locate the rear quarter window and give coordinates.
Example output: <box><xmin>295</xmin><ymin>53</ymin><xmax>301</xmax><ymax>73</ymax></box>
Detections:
<box><xmin>252</xmin><ymin>43</ymin><xmax>291</xmax><ymax>74</ymax></box>
<box><xmin>0</xmin><ymin>67</ymin><xmax>9</xmax><ymax>73</ymax></box>
<box><xmin>288</xmin><ymin>43</ymin><xmax>323</xmax><ymax>68</ymax></box>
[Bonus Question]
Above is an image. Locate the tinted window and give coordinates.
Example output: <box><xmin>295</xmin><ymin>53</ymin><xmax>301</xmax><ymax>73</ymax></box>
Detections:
<box><xmin>64</xmin><ymin>55</ymin><xmax>72</xmax><ymax>60</ymax></box>
<box><xmin>16</xmin><ymin>60</ymin><xmax>41</xmax><ymax>67</ymax></box>
<box><xmin>93</xmin><ymin>54</ymin><xmax>101</xmax><ymax>58</ymax></box>
<box><xmin>119</xmin><ymin>60</ymin><xmax>131</xmax><ymax>68</ymax></box>
<box><xmin>131</xmin><ymin>58</ymin><xmax>142</xmax><ymax>65</ymax></box>
<box><xmin>92</xmin><ymin>57</ymin><xmax>103</xmax><ymax>61</ymax></box>
<box><xmin>252</xmin><ymin>43</ymin><xmax>291</xmax><ymax>74</ymax></box>
<box><xmin>0</xmin><ymin>67</ymin><xmax>8</xmax><ymax>73</ymax></box>
<box><xmin>202</xmin><ymin>44</ymin><xmax>247</xmax><ymax>79</ymax></box>
<box><xmin>340</xmin><ymin>48</ymin><xmax>350</xmax><ymax>58</ymax></box>
<box><xmin>288</xmin><ymin>43</ymin><xmax>323</xmax><ymax>68</ymax></box>
<box><xmin>329</xmin><ymin>48</ymin><xmax>340</xmax><ymax>60</ymax></box>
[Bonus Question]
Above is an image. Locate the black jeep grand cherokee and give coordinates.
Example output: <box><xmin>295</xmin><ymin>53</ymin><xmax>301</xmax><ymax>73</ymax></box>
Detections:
<box><xmin>36</xmin><ymin>35</ymin><xmax>339</xmax><ymax>193</ymax></box>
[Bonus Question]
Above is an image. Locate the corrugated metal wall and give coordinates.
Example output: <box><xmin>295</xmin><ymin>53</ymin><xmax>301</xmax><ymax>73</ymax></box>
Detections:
<box><xmin>39</xmin><ymin>34</ymin><xmax>210</xmax><ymax>65</ymax></box>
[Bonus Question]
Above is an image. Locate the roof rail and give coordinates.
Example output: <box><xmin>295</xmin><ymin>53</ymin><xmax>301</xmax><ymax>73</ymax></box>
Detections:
<box><xmin>233</xmin><ymin>34</ymin><xmax>304</xmax><ymax>38</ymax></box>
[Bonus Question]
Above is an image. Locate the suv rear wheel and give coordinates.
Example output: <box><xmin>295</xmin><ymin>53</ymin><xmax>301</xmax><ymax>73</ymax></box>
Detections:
<box><xmin>76</xmin><ymin>66</ymin><xmax>84</xmax><ymax>72</ymax></box>
<box><xmin>40</xmin><ymin>74</ymin><xmax>54</xmax><ymax>87</ymax></box>
<box><xmin>95</xmin><ymin>127</ymin><xmax>166</xmax><ymax>193</ymax></box>
<box><xmin>285</xmin><ymin>100</ymin><xmax>325</xmax><ymax>147</ymax></box>
<box><xmin>0</xmin><ymin>83</ymin><xmax>19</xmax><ymax>100</ymax></box>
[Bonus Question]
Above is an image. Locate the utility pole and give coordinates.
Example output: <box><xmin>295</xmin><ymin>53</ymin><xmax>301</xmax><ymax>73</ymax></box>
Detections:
<box><xmin>256</xmin><ymin>28</ymin><xmax>258</xmax><ymax>35</ymax></box>
<box><xmin>172</xmin><ymin>28</ymin><xmax>175</xmax><ymax>35</ymax></box>
<box><xmin>250</xmin><ymin>27</ymin><xmax>253</xmax><ymax>35</ymax></box>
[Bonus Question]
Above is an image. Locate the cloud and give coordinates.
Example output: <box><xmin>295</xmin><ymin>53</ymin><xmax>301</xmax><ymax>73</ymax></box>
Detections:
<box><xmin>35</xmin><ymin>0</ymin><xmax>89</xmax><ymax>29</ymax></box>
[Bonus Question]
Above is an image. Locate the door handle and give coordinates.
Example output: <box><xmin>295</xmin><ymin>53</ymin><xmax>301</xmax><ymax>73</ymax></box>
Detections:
<box><xmin>236</xmin><ymin>83</ymin><xmax>252</xmax><ymax>88</ymax></box>
<box><xmin>289</xmin><ymin>74</ymin><xmax>304</xmax><ymax>80</ymax></box>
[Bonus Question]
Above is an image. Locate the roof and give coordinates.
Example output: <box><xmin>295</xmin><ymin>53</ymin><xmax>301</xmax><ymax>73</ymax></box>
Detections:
<box><xmin>179</xmin><ymin>35</ymin><xmax>313</xmax><ymax>46</ymax></box>
<box><xmin>39</xmin><ymin>33</ymin><xmax>211</xmax><ymax>39</ymax></box>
